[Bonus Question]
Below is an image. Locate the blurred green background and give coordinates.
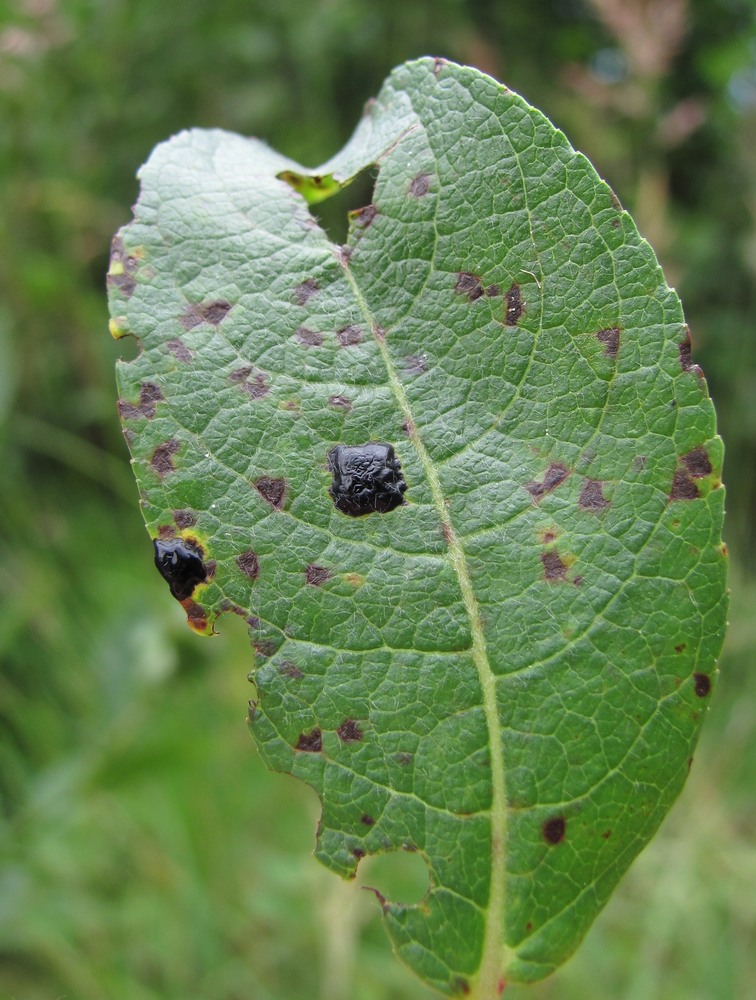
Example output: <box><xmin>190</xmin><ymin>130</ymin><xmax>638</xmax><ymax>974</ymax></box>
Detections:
<box><xmin>1</xmin><ymin>0</ymin><xmax>754</xmax><ymax>998</ymax></box>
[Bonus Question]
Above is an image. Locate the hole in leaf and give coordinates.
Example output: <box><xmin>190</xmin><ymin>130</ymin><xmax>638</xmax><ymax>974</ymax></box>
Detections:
<box><xmin>313</xmin><ymin>165</ymin><xmax>377</xmax><ymax>245</ymax></box>
<box><xmin>357</xmin><ymin>848</ymin><xmax>430</xmax><ymax>906</ymax></box>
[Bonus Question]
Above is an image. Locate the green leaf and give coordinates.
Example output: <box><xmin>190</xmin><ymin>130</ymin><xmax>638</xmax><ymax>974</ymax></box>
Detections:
<box><xmin>107</xmin><ymin>58</ymin><xmax>728</xmax><ymax>997</ymax></box>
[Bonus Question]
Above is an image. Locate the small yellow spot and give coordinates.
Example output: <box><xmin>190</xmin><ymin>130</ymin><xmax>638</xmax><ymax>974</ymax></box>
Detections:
<box><xmin>109</xmin><ymin>316</ymin><xmax>128</xmax><ymax>339</ymax></box>
<box><xmin>108</xmin><ymin>260</ymin><xmax>125</xmax><ymax>276</ymax></box>
<box><xmin>343</xmin><ymin>573</ymin><xmax>365</xmax><ymax>588</ymax></box>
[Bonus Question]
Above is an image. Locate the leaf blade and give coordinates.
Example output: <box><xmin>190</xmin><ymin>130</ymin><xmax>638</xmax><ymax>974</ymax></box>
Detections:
<box><xmin>109</xmin><ymin>57</ymin><xmax>728</xmax><ymax>996</ymax></box>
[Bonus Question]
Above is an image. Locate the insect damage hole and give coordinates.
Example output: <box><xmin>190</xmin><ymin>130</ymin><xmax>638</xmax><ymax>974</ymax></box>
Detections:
<box><xmin>356</xmin><ymin>848</ymin><xmax>430</xmax><ymax>906</ymax></box>
<box><xmin>310</xmin><ymin>165</ymin><xmax>378</xmax><ymax>245</ymax></box>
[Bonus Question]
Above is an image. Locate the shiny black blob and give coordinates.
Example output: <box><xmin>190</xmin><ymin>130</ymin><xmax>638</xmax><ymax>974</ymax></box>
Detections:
<box><xmin>328</xmin><ymin>442</ymin><xmax>407</xmax><ymax>517</ymax></box>
<box><xmin>153</xmin><ymin>538</ymin><xmax>207</xmax><ymax>600</ymax></box>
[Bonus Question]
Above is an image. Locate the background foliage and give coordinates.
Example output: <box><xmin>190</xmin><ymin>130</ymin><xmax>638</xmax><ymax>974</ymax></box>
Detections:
<box><xmin>0</xmin><ymin>1</ymin><xmax>754</xmax><ymax>998</ymax></box>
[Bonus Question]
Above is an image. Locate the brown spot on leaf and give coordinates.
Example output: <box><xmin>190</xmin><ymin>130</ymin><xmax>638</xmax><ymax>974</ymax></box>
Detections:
<box><xmin>526</xmin><ymin>463</ymin><xmax>570</xmax><ymax>501</ymax></box>
<box><xmin>296</xmin><ymin>326</ymin><xmax>324</xmax><ymax>347</ymax></box>
<box><xmin>373</xmin><ymin>324</ymin><xmax>386</xmax><ymax>341</ymax></box>
<box><xmin>408</xmin><ymin>172</ymin><xmax>431</xmax><ymax>197</ymax></box>
<box><xmin>352</xmin><ymin>847</ymin><xmax>366</xmax><ymax>860</ymax></box>
<box><xmin>237</xmin><ymin>551</ymin><xmax>260</xmax><ymax>580</ymax></box>
<box><xmin>151</xmin><ymin>439</ymin><xmax>180</xmax><ymax>477</ymax></box>
<box><xmin>597</xmin><ymin>326</ymin><xmax>620</xmax><ymax>359</ymax></box>
<box><xmin>181</xmin><ymin>598</ymin><xmax>208</xmax><ymax>633</ymax></box>
<box><xmin>401</xmin><ymin>420</ymin><xmax>414</xmax><ymax>436</ymax></box>
<box><xmin>541</xmin><ymin>528</ymin><xmax>558</xmax><ymax>544</ymax></box>
<box><xmin>504</xmin><ymin>284</ymin><xmax>522</xmax><ymax>325</ymax></box>
<box><xmin>107</xmin><ymin>271</ymin><xmax>136</xmax><ymax>297</ymax></box>
<box><xmin>679</xmin><ymin>326</ymin><xmax>704</xmax><ymax>377</ymax></box>
<box><xmin>278</xmin><ymin>661</ymin><xmax>303</xmax><ymax>679</ymax></box>
<box><xmin>693</xmin><ymin>673</ymin><xmax>711</xmax><ymax>697</ymax></box>
<box><xmin>241</xmin><ymin>373</ymin><xmax>270</xmax><ymax>399</ymax></box>
<box><xmin>675</xmin><ymin>643</ymin><xmax>686</xmax><ymax>653</ymax></box>
<box><xmin>328</xmin><ymin>394</ymin><xmax>352</xmax><ymax>410</ymax></box>
<box><xmin>682</xmin><ymin>447</ymin><xmax>713</xmax><ymax>478</ymax></box>
<box><xmin>255</xmin><ymin>476</ymin><xmax>286</xmax><ymax>509</ymax></box>
<box><xmin>396</xmin><ymin>752</ymin><xmax>413</xmax><ymax>766</ymax></box>
<box><xmin>352</xmin><ymin>204</ymin><xmax>377</xmax><ymax>228</ymax></box>
<box><xmin>541</xmin><ymin>551</ymin><xmax>569</xmax><ymax>582</ymax></box>
<box><xmin>294</xmin><ymin>278</ymin><xmax>319</xmax><ymax>305</ymax></box>
<box><xmin>542</xmin><ymin>815</ymin><xmax>566</xmax><ymax>844</ymax></box>
<box><xmin>405</xmin><ymin>353</ymin><xmax>427</xmax><ymax>374</ymax></box>
<box><xmin>579</xmin><ymin>479</ymin><xmax>609</xmax><ymax>512</ymax></box>
<box><xmin>255</xmin><ymin>639</ymin><xmax>277</xmax><ymax>659</ymax></box>
<box><xmin>337</xmin><ymin>719</ymin><xmax>364</xmax><ymax>742</ymax></box>
<box><xmin>670</xmin><ymin>469</ymin><xmax>700</xmax><ymax>501</ymax></box>
<box><xmin>157</xmin><ymin>524</ymin><xmax>173</xmax><ymax>539</ymax></box>
<box><xmin>361</xmin><ymin>814</ymin><xmax>376</xmax><ymax>826</ymax></box>
<box><xmin>167</xmin><ymin>338</ymin><xmax>193</xmax><ymax>362</ymax></box>
<box><xmin>451</xmin><ymin>979</ymin><xmax>471</xmax><ymax>996</ymax></box>
<box><xmin>118</xmin><ymin>381</ymin><xmax>164</xmax><ymax>420</ymax></box>
<box><xmin>181</xmin><ymin>299</ymin><xmax>232</xmax><ymax>329</ymax></box>
<box><xmin>486</xmin><ymin>283</ymin><xmax>501</xmax><ymax>297</ymax></box>
<box><xmin>306</xmin><ymin>564</ymin><xmax>331</xmax><ymax>586</ymax></box>
<box><xmin>296</xmin><ymin>728</ymin><xmax>322</xmax><ymax>752</ymax></box>
<box><xmin>229</xmin><ymin>366</ymin><xmax>252</xmax><ymax>383</ymax></box>
<box><xmin>173</xmin><ymin>509</ymin><xmax>197</xmax><ymax>528</ymax></box>
<box><xmin>455</xmin><ymin>271</ymin><xmax>484</xmax><ymax>301</ymax></box>
<box><xmin>337</xmin><ymin>325</ymin><xmax>362</xmax><ymax>347</ymax></box>
<box><xmin>602</xmin><ymin>829</ymin><xmax>613</xmax><ymax>839</ymax></box>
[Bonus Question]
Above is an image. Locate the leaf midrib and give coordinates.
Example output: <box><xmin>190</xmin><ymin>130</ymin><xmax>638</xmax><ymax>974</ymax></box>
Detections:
<box><xmin>339</xmin><ymin>252</ymin><xmax>512</xmax><ymax>994</ymax></box>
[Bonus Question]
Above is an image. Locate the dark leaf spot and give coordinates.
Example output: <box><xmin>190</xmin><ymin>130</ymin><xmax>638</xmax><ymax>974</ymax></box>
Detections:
<box><xmin>150</xmin><ymin>439</ymin><xmax>180</xmax><ymax>477</ymax></box>
<box><xmin>118</xmin><ymin>381</ymin><xmax>164</xmax><ymax>420</ymax></box>
<box><xmin>526</xmin><ymin>463</ymin><xmax>570</xmax><ymax>501</ymax></box>
<box><xmin>396</xmin><ymin>752</ymin><xmax>413</xmax><ymax>766</ymax></box>
<box><xmin>602</xmin><ymin>830</ymin><xmax>612</xmax><ymax>839</ymax></box>
<box><xmin>693</xmin><ymin>673</ymin><xmax>711</xmax><ymax>697</ymax></box>
<box><xmin>157</xmin><ymin>524</ymin><xmax>174</xmax><ymax>539</ymax></box>
<box><xmin>541</xmin><ymin>551</ymin><xmax>568</xmax><ymax>582</ymax></box>
<box><xmin>485</xmin><ymin>283</ymin><xmax>501</xmax><ymax>297</ymax></box>
<box><xmin>373</xmin><ymin>324</ymin><xmax>386</xmax><ymax>341</ymax></box>
<box><xmin>255</xmin><ymin>476</ymin><xmax>286</xmax><ymax>509</ymax></box>
<box><xmin>352</xmin><ymin>204</ymin><xmax>377</xmax><ymax>228</ymax></box>
<box><xmin>296</xmin><ymin>326</ymin><xmax>324</xmax><ymax>347</ymax></box>
<box><xmin>542</xmin><ymin>815</ymin><xmax>566</xmax><ymax>844</ymax></box>
<box><xmin>182</xmin><ymin>299</ymin><xmax>232</xmax><ymax>329</ymax></box>
<box><xmin>675</xmin><ymin>643</ymin><xmax>687</xmax><ymax>653</ymax></box>
<box><xmin>328</xmin><ymin>394</ymin><xmax>352</xmax><ymax>410</ymax></box>
<box><xmin>237</xmin><ymin>551</ymin><xmax>260</xmax><ymax>580</ymax></box>
<box><xmin>579</xmin><ymin>479</ymin><xmax>610</xmax><ymax>512</ymax></box>
<box><xmin>682</xmin><ymin>447</ymin><xmax>713</xmax><ymax>478</ymax></box>
<box><xmin>241</xmin><ymin>373</ymin><xmax>270</xmax><ymax>399</ymax></box>
<box><xmin>454</xmin><ymin>271</ymin><xmax>484</xmax><ymax>301</ymax></box>
<box><xmin>504</xmin><ymin>284</ymin><xmax>522</xmax><ymax>325</ymax></box>
<box><xmin>401</xmin><ymin>420</ymin><xmax>414</xmax><ymax>436</ymax></box>
<box><xmin>294</xmin><ymin>278</ymin><xmax>319</xmax><ymax>305</ymax></box>
<box><xmin>337</xmin><ymin>719</ymin><xmax>364</xmax><ymax>742</ymax></box>
<box><xmin>167</xmin><ymin>337</ymin><xmax>193</xmax><ymax>362</ymax></box>
<box><xmin>408</xmin><ymin>172</ymin><xmax>431</xmax><ymax>197</ymax></box>
<box><xmin>541</xmin><ymin>528</ymin><xmax>558</xmax><ymax>544</ymax></box>
<box><xmin>229</xmin><ymin>366</ymin><xmax>252</xmax><ymax>383</ymax></box>
<box><xmin>451</xmin><ymin>978</ymin><xmax>471</xmax><ymax>996</ymax></box>
<box><xmin>173</xmin><ymin>509</ymin><xmax>197</xmax><ymax>528</ymax></box>
<box><xmin>361</xmin><ymin>814</ymin><xmax>376</xmax><ymax>826</ymax></box>
<box><xmin>337</xmin><ymin>324</ymin><xmax>362</xmax><ymax>347</ymax></box>
<box><xmin>107</xmin><ymin>270</ymin><xmax>136</xmax><ymax>297</ymax></box>
<box><xmin>182</xmin><ymin>599</ymin><xmax>208</xmax><ymax>633</ymax></box>
<box><xmin>305</xmin><ymin>564</ymin><xmax>331</xmax><ymax>586</ymax></box>
<box><xmin>278</xmin><ymin>661</ymin><xmax>303</xmax><ymax>679</ymax></box>
<box><xmin>328</xmin><ymin>442</ymin><xmax>407</xmax><ymax>517</ymax></box>
<box><xmin>597</xmin><ymin>326</ymin><xmax>620</xmax><ymax>359</ymax></box>
<box><xmin>255</xmin><ymin>639</ymin><xmax>277</xmax><ymax>659</ymax></box>
<box><xmin>405</xmin><ymin>353</ymin><xmax>427</xmax><ymax>374</ymax></box>
<box><xmin>352</xmin><ymin>848</ymin><xmax>366</xmax><ymax>860</ymax></box>
<box><xmin>679</xmin><ymin>326</ymin><xmax>704</xmax><ymax>377</ymax></box>
<box><xmin>154</xmin><ymin>538</ymin><xmax>207</xmax><ymax>601</ymax></box>
<box><xmin>296</xmin><ymin>728</ymin><xmax>322</xmax><ymax>752</ymax></box>
<box><xmin>670</xmin><ymin>469</ymin><xmax>700</xmax><ymax>501</ymax></box>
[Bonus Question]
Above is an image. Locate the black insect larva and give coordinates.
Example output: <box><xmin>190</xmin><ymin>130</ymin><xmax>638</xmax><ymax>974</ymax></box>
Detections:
<box><xmin>328</xmin><ymin>442</ymin><xmax>407</xmax><ymax>516</ymax></box>
<box><xmin>153</xmin><ymin>537</ymin><xmax>208</xmax><ymax>600</ymax></box>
